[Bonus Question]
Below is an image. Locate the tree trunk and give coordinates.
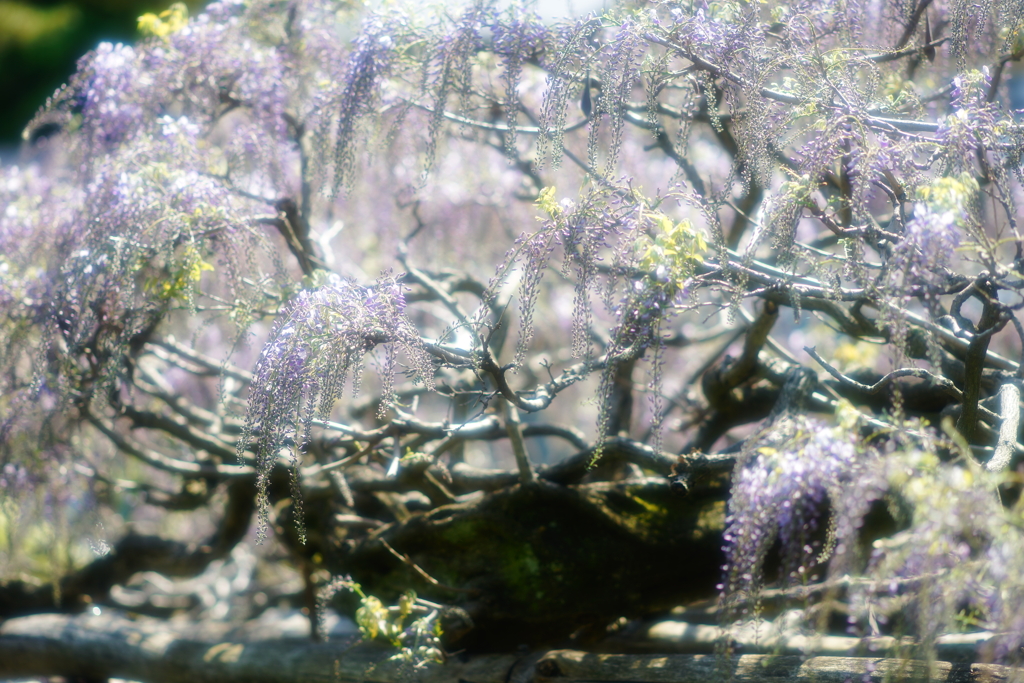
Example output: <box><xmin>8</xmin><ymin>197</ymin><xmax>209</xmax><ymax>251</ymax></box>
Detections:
<box><xmin>333</xmin><ymin>478</ymin><xmax>728</xmax><ymax>648</ymax></box>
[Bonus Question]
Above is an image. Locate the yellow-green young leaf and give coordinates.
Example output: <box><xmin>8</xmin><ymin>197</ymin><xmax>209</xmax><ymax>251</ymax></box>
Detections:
<box><xmin>708</xmin><ymin>0</ymin><xmax>742</xmax><ymax>22</ymax></box>
<box><xmin>916</xmin><ymin>172</ymin><xmax>979</xmax><ymax>220</ymax></box>
<box><xmin>638</xmin><ymin>214</ymin><xmax>706</xmax><ymax>287</ymax></box>
<box><xmin>144</xmin><ymin>244</ymin><xmax>214</xmax><ymax>302</ymax></box>
<box><xmin>356</xmin><ymin>595</ymin><xmax>387</xmax><ymax>640</ymax></box>
<box><xmin>398</xmin><ymin>590</ymin><xmax>416</xmax><ymax>619</ymax></box>
<box><xmin>184</xmin><ymin>244</ymin><xmax>215</xmax><ymax>282</ymax></box>
<box><xmin>138</xmin><ymin>2</ymin><xmax>188</xmax><ymax>38</ymax></box>
<box><xmin>793</xmin><ymin>101</ymin><xmax>818</xmax><ymax>118</ymax></box>
<box><xmin>535</xmin><ymin>186</ymin><xmax>560</xmax><ymax>219</ymax></box>
<box><xmin>880</xmin><ymin>72</ymin><xmax>906</xmax><ymax>100</ymax></box>
<box><xmin>834</xmin><ymin>398</ymin><xmax>863</xmax><ymax>432</ymax></box>
<box><xmin>779</xmin><ymin>173</ymin><xmax>816</xmax><ymax>208</ymax></box>
<box><xmin>833</xmin><ymin>341</ymin><xmax>878</xmax><ymax>370</ymax></box>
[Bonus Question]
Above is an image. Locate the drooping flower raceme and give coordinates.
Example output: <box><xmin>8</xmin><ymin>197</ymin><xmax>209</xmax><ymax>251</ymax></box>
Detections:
<box><xmin>888</xmin><ymin>173</ymin><xmax>977</xmax><ymax>292</ymax></box>
<box><xmin>238</xmin><ymin>273</ymin><xmax>433</xmax><ymax>538</ymax></box>
<box><xmin>722</xmin><ymin>414</ymin><xmax>872</xmax><ymax>604</ymax></box>
<box><xmin>850</xmin><ymin>447</ymin><xmax>1024</xmax><ymax>661</ymax></box>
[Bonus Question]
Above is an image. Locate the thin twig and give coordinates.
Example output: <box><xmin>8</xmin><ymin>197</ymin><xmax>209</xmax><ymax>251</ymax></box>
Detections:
<box><xmin>87</xmin><ymin>414</ymin><xmax>252</xmax><ymax>478</ymax></box>
<box><xmin>645</xmin><ymin>33</ymin><xmax>943</xmax><ymax>133</ymax></box>
<box><xmin>149</xmin><ymin>337</ymin><xmax>254</xmax><ymax>384</ymax></box>
<box><xmin>402</xmin><ymin>98</ymin><xmax>589</xmax><ymax>136</ymax></box>
<box><xmin>864</xmin><ymin>36</ymin><xmax>950</xmax><ymax>63</ymax></box>
<box><xmin>804</xmin><ymin>346</ymin><xmax>964</xmax><ymax>401</ymax></box>
<box><xmin>378</xmin><ymin>538</ymin><xmax>477</xmax><ymax>594</ymax></box>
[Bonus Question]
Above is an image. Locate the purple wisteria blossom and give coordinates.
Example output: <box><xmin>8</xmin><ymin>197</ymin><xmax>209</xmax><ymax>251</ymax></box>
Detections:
<box><xmin>492</xmin><ymin>10</ymin><xmax>549</xmax><ymax>157</ymax></box>
<box><xmin>888</xmin><ymin>206</ymin><xmax>963</xmax><ymax>290</ymax></box>
<box><xmin>847</xmin><ymin>447</ymin><xmax>1024</xmax><ymax>663</ymax></box>
<box><xmin>238</xmin><ymin>273</ymin><xmax>432</xmax><ymax>538</ymax></box>
<box><xmin>4</xmin><ymin>0</ymin><xmax>1024</xmax><ymax>666</ymax></box>
<box><xmin>722</xmin><ymin>415</ymin><xmax>871</xmax><ymax>604</ymax></box>
<box><xmin>315</xmin><ymin>11</ymin><xmax>405</xmax><ymax>195</ymax></box>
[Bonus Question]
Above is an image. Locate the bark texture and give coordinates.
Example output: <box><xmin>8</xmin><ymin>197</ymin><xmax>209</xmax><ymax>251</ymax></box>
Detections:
<box><xmin>334</xmin><ymin>478</ymin><xmax>729</xmax><ymax>648</ymax></box>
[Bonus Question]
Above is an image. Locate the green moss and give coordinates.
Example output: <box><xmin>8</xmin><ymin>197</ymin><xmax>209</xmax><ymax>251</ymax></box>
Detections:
<box><xmin>694</xmin><ymin>499</ymin><xmax>727</xmax><ymax>540</ymax></box>
<box><xmin>342</xmin><ymin>480</ymin><xmax>729</xmax><ymax>646</ymax></box>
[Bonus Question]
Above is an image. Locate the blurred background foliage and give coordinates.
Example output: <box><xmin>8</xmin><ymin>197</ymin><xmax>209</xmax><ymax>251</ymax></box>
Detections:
<box><xmin>0</xmin><ymin>0</ymin><xmax>206</xmax><ymax>147</ymax></box>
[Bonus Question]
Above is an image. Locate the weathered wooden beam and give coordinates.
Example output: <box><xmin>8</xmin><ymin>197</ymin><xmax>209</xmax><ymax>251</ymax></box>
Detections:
<box><xmin>535</xmin><ymin>650</ymin><xmax>1014</xmax><ymax>682</ymax></box>
<box><xmin>607</xmin><ymin>616</ymin><xmax>994</xmax><ymax>660</ymax></box>
<box><xmin>0</xmin><ymin>612</ymin><xmax>522</xmax><ymax>683</ymax></box>
<box><xmin>1</xmin><ymin>613</ymin><xmax>1018</xmax><ymax>683</ymax></box>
